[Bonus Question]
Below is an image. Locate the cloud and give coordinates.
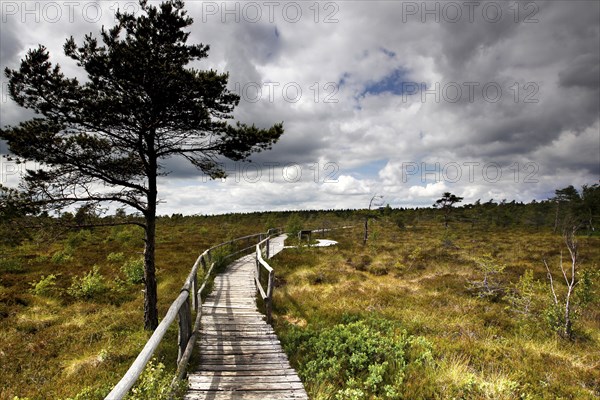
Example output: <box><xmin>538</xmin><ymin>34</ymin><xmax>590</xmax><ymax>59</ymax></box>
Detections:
<box><xmin>1</xmin><ymin>0</ymin><xmax>598</xmax><ymax>214</ymax></box>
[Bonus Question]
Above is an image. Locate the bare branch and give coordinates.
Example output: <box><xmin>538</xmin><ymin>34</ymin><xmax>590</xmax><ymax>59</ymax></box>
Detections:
<box><xmin>543</xmin><ymin>258</ymin><xmax>559</xmax><ymax>306</ymax></box>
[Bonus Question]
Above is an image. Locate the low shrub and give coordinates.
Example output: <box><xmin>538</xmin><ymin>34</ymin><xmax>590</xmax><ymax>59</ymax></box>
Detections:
<box><xmin>289</xmin><ymin>318</ymin><xmax>433</xmax><ymax>399</ymax></box>
<box><xmin>106</xmin><ymin>252</ymin><xmax>126</xmax><ymax>264</ymax></box>
<box><xmin>126</xmin><ymin>359</ymin><xmax>186</xmax><ymax>400</ymax></box>
<box><xmin>0</xmin><ymin>257</ymin><xmax>24</xmax><ymax>273</ymax></box>
<box><xmin>68</xmin><ymin>266</ymin><xmax>107</xmax><ymax>299</ymax></box>
<box><xmin>29</xmin><ymin>274</ymin><xmax>60</xmax><ymax>297</ymax></box>
<box><xmin>121</xmin><ymin>257</ymin><xmax>145</xmax><ymax>284</ymax></box>
<box><xmin>65</xmin><ymin>230</ymin><xmax>92</xmax><ymax>248</ymax></box>
<box><xmin>51</xmin><ymin>248</ymin><xmax>74</xmax><ymax>264</ymax></box>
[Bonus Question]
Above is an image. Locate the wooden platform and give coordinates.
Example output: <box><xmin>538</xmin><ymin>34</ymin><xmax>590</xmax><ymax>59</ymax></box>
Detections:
<box><xmin>185</xmin><ymin>236</ymin><xmax>308</xmax><ymax>400</ymax></box>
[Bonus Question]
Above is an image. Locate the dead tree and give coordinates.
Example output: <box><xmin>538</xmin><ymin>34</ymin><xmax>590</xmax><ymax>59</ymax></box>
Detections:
<box><xmin>543</xmin><ymin>226</ymin><xmax>579</xmax><ymax>339</ymax></box>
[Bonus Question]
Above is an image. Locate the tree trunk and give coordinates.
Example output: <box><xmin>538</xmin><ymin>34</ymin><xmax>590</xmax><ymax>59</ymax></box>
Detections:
<box><xmin>144</xmin><ymin>201</ymin><xmax>159</xmax><ymax>330</ymax></box>
<box><xmin>363</xmin><ymin>217</ymin><xmax>368</xmax><ymax>245</ymax></box>
<box><xmin>143</xmin><ymin>145</ymin><xmax>159</xmax><ymax>330</ymax></box>
<box><xmin>564</xmin><ymin>292</ymin><xmax>572</xmax><ymax>339</ymax></box>
<box><xmin>553</xmin><ymin>201</ymin><xmax>559</xmax><ymax>233</ymax></box>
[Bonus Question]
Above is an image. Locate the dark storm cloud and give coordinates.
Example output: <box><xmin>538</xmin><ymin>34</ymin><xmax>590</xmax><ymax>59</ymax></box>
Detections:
<box><xmin>559</xmin><ymin>53</ymin><xmax>600</xmax><ymax>90</ymax></box>
<box><xmin>1</xmin><ymin>0</ymin><xmax>599</xmax><ymax>213</ymax></box>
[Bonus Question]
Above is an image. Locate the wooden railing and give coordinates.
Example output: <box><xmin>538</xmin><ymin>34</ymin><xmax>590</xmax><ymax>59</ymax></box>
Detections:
<box><xmin>105</xmin><ymin>230</ymin><xmax>279</xmax><ymax>400</ymax></box>
<box><xmin>255</xmin><ymin>237</ymin><xmax>275</xmax><ymax>324</ymax></box>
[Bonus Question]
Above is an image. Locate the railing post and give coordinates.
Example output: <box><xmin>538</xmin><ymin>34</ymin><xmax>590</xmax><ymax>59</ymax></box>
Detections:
<box><xmin>255</xmin><ymin>250</ymin><xmax>260</xmax><ymax>282</ymax></box>
<box><xmin>265</xmin><ymin>238</ymin><xmax>270</xmax><ymax>259</ymax></box>
<box><xmin>266</xmin><ymin>269</ymin><xmax>274</xmax><ymax>324</ymax></box>
<box><xmin>177</xmin><ymin>294</ymin><xmax>192</xmax><ymax>365</ymax></box>
<box><xmin>191</xmin><ymin>272</ymin><xmax>198</xmax><ymax>311</ymax></box>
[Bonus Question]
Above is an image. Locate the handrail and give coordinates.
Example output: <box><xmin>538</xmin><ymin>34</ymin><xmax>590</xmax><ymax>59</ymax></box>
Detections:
<box><xmin>255</xmin><ymin>237</ymin><xmax>275</xmax><ymax>324</ymax></box>
<box><xmin>105</xmin><ymin>230</ymin><xmax>277</xmax><ymax>400</ymax></box>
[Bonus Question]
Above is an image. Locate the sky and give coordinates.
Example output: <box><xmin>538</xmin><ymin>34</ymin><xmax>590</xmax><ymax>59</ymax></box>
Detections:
<box><xmin>1</xmin><ymin>0</ymin><xmax>599</xmax><ymax>215</ymax></box>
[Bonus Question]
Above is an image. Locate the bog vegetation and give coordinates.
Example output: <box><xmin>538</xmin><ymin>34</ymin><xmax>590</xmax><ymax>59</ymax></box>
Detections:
<box><xmin>0</xmin><ymin>185</ymin><xmax>599</xmax><ymax>399</ymax></box>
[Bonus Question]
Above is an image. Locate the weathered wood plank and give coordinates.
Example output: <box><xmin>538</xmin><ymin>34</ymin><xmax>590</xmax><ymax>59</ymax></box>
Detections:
<box><xmin>199</xmin><ymin>345</ymin><xmax>284</xmax><ymax>352</ymax></box>
<box><xmin>189</xmin><ymin>375</ymin><xmax>301</xmax><ymax>384</ymax></box>
<box><xmin>196</xmin><ymin>365</ymin><xmax>299</xmax><ymax>372</ymax></box>
<box><xmin>189</xmin><ymin>381</ymin><xmax>305</xmax><ymax>391</ymax></box>
<box><xmin>184</xmin><ymin>391</ymin><xmax>308</xmax><ymax>400</ymax></box>
<box><xmin>185</xmin><ymin>236</ymin><xmax>307</xmax><ymax>400</ymax></box>
<box><xmin>200</xmin><ymin>354</ymin><xmax>290</xmax><ymax>362</ymax></box>
<box><xmin>191</xmin><ymin>370</ymin><xmax>301</xmax><ymax>377</ymax></box>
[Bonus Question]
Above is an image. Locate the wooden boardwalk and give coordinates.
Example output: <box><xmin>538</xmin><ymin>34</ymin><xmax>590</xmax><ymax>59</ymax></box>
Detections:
<box><xmin>184</xmin><ymin>235</ymin><xmax>308</xmax><ymax>400</ymax></box>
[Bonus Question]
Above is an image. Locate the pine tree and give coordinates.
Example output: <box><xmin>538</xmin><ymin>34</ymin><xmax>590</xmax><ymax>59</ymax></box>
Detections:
<box><xmin>1</xmin><ymin>0</ymin><xmax>283</xmax><ymax>330</ymax></box>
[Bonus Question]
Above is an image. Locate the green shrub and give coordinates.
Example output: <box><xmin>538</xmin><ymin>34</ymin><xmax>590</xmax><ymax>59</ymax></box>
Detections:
<box><xmin>126</xmin><ymin>359</ymin><xmax>185</xmax><ymax>400</ymax></box>
<box><xmin>291</xmin><ymin>319</ymin><xmax>432</xmax><ymax>399</ymax></box>
<box><xmin>111</xmin><ymin>226</ymin><xmax>142</xmax><ymax>244</ymax></box>
<box><xmin>0</xmin><ymin>257</ymin><xmax>23</xmax><ymax>273</ymax></box>
<box><xmin>106</xmin><ymin>252</ymin><xmax>126</xmax><ymax>264</ymax></box>
<box><xmin>210</xmin><ymin>245</ymin><xmax>232</xmax><ymax>272</ymax></box>
<box><xmin>68</xmin><ymin>266</ymin><xmax>107</xmax><ymax>299</ymax></box>
<box><xmin>29</xmin><ymin>274</ymin><xmax>60</xmax><ymax>297</ymax></box>
<box><xmin>65</xmin><ymin>229</ymin><xmax>92</xmax><ymax>248</ymax></box>
<box><xmin>575</xmin><ymin>266</ymin><xmax>599</xmax><ymax>308</ymax></box>
<box><xmin>286</xmin><ymin>213</ymin><xmax>303</xmax><ymax>238</ymax></box>
<box><xmin>51</xmin><ymin>248</ymin><xmax>74</xmax><ymax>264</ymax></box>
<box><xmin>470</xmin><ymin>253</ymin><xmax>506</xmax><ymax>299</ymax></box>
<box><xmin>66</xmin><ymin>384</ymin><xmax>111</xmax><ymax>400</ymax></box>
<box><xmin>121</xmin><ymin>258</ymin><xmax>145</xmax><ymax>284</ymax></box>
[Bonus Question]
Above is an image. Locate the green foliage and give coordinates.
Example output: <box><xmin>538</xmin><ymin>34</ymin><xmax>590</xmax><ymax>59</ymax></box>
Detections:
<box><xmin>112</xmin><ymin>226</ymin><xmax>139</xmax><ymax>245</ymax></box>
<box><xmin>210</xmin><ymin>245</ymin><xmax>233</xmax><ymax>271</ymax></box>
<box><xmin>470</xmin><ymin>253</ymin><xmax>506</xmax><ymax>299</ymax></box>
<box><xmin>264</xmin><ymin>214</ymin><xmax>278</xmax><ymax>231</ymax></box>
<box><xmin>65</xmin><ymin>229</ymin><xmax>92</xmax><ymax>248</ymax></box>
<box><xmin>0</xmin><ymin>256</ymin><xmax>24</xmax><ymax>273</ymax></box>
<box><xmin>407</xmin><ymin>246</ymin><xmax>423</xmax><ymax>268</ymax></box>
<box><xmin>126</xmin><ymin>359</ymin><xmax>185</xmax><ymax>400</ymax></box>
<box><xmin>505</xmin><ymin>269</ymin><xmax>537</xmax><ymax>316</ymax></box>
<box><xmin>51</xmin><ymin>248</ymin><xmax>74</xmax><ymax>264</ymax></box>
<box><xmin>290</xmin><ymin>319</ymin><xmax>432</xmax><ymax>399</ymax></box>
<box><xmin>29</xmin><ymin>274</ymin><xmax>59</xmax><ymax>297</ymax></box>
<box><xmin>440</xmin><ymin>229</ymin><xmax>458</xmax><ymax>248</ymax></box>
<box><xmin>392</xmin><ymin>215</ymin><xmax>405</xmax><ymax>230</ymax></box>
<box><xmin>65</xmin><ymin>384</ymin><xmax>111</xmax><ymax>400</ymax></box>
<box><xmin>544</xmin><ymin>301</ymin><xmax>566</xmax><ymax>335</ymax></box>
<box><xmin>286</xmin><ymin>213</ymin><xmax>303</xmax><ymax>238</ymax></box>
<box><xmin>433</xmin><ymin>192</ymin><xmax>464</xmax><ymax>228</ymax></box>
<box><xmin>575</xmin><ymin>266</ymin><xmax>599</xmax><ymax>308</ymax></box>
<box><xmin>121</xmin><ymin>257</ymin><xmax>145</xmax><ymax>284</ymax></box>
<box><xmin>106</xmin><ymin>251</ymin><xmax>126</xmax><ymax>264</ymax></box>
<box><xmin>68</xmin><ymin>266</ymin><xmax>107</xmax><ymax>299</ymax></box>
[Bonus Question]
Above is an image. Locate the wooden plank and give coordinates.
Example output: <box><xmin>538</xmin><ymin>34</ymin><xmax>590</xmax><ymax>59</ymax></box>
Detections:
<box><xmin>200</xmin><ymin>327</ymin><xmax>275</xmax><ymax>333</ymax></box>
<box><xmin>189</xmin><ymin>381</ymin><xmax>305</xmax><ymax>391</ymax></box>
<box><xmin>202</xmin><ymin>306</ymin><xmax>258</xmax><ymax>310</ymax></box>
<box><xmin>189</xmin><ymin>375</ymin><xmax>301</xmax><ymax>384</ymax></box>
<box><xmin>199</xmin><ymin>346</ymin><xmax>285</xmax><ymax>354</ymax></box>
<box><xmin>185</xmin><ymin>236</ymin><xmax>307</xmax><ymax>400</ymax></box>
<box><xmin>199</xmin><ymin>334</ymin><xmax>280</xmax><ymax>340</ymax></box>
<box><xmin>200</xmin><ymin>354</ymin><xmax>290</xmax><ymax>363</ymax></box>
<box><xmin>196</xmin><ymin>365</ymin><xmax>299</xmax><ymax>372</ymax></box>
<box><xmin>191</xmin><ymin>370</ymin><xmax>301</xmax><ymax>377</ymax></box>
<box><xmin>185</xmin><ymin>391</ymin><xmax>308</xmax><ymax>400</ymax></box>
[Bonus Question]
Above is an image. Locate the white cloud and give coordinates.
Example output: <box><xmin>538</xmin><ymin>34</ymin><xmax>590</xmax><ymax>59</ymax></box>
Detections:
<box><xmin>1</xmin><ymin>0</ymin><xmax>598</xmax><ymax>214</ymax></box>
<box><xmin>407</xmin><ymin>182</ymin><xmax>448</xmax><ymax>199</ymax></box>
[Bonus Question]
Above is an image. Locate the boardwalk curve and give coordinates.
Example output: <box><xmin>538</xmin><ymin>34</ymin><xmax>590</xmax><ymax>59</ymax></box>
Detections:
<box><xmin>185</xmin><ymin>234</ymin><xmax>308</xmax><ymax>400</ymax></box>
